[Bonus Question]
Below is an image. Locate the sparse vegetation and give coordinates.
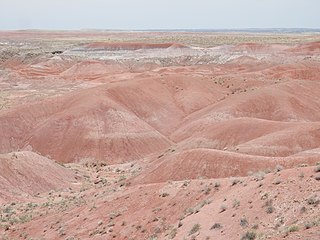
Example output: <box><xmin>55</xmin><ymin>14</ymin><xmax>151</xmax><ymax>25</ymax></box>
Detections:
<box><xmin>169</xmin><ymin>228</ymin><xmax>177</xmax><ymax>239</ymax></box>
<box><xmin>300</xmin><ymin>206</ymin><xmax>307</xmax><ymax>214</ymax></box>
<box><xmin>264</xmin><ymin>199</ymin><xmax>275</xmax><ymax>214</ymax></box>
<box><xmin>203</xmin><ymin>186</ymin><xmax>212</xmax><ymax>195</ymax></box>
<box><xmin>184</xmin><ymin>207</ymin><xmax>195</xmax><ymax>216</ymax></box>
<box><xmin>285</xmin><ymin>225</ymin><xmax>299</xmax><ymax>234</ymax></box>
<box><xmin>304</xmin><ymin>222</ymin><xmax>313</xmax><ymax>229</ymax></box>
<box><xmin>252</xmin><ymin>171</ymin><xmax>265</xmax><ymax>181</ymax></box>
<box><xmin>189</xmin><ymin>223</ymin><xmax>201</xmax><ymax>235</ymax></box>
<box><xmin>252</xmin><ymin>224</ymin><xmax>259</xmax><ymax>230</ymax></box>
<box><xmin>304</xmin><ymin>218</ymin><xmax>320</xmax><ymax>229</ymax></box>
<box><xmin>109</xmin><ymin>211</ymin><xmax>121</xmax><ymax>220</ymax></box>
<box><xmin>297</xmin><ymin>163</ymin><xmax>308</xmax><ymax>167</ymax></box>
<box><xmin>182</xmin><ymin>180</ymin><xmax>190</xmax><ymax>187</ymax></box>
<box><xmin>1</xmin><ymin>32</ymin><xmax>320</xmax><ymax>240</ymax></box>
<box><xmin>273</xmin><ymin>179</ymin><xmax>282</xmax><ymax>185</ymax></box>
<box><xmin>214</xmin><ymin>182</ymin><xmax>221</xmax><ymax>189</ymax></box>
<box><xmin>233</xmin><ymin>199</ymin><xmax>240</xmax><ymax>208</ymax></box>
<box><xmin>210</xmin><ymin>223</ymin><xmax>223</xmax><ymax>230</ymax></box>
<box><xmin>275</xmin><ymin>165</ymin><xmax>283</xmax><ymax>172</ymax></box>
<box><xmin>220</xmin><ymin>204</ymin><xmax>227</xmax><ymax>213</ymax></box>
<box><xmin>241</xmin><ymin>231</ymin><xmax>256</xmax><ymax>240</ymax></box>
<box><xmin>240</xmin><ymin>217</ymin><xmax>249</xmax><ymax>228</ymax></box>
<box><xmin>160</xmin><ymin>192</ymin><xmax>169</xmax><ymax>197</ymax></box>
<box><xmin>231</xmin><ymin>178</ymin><xmax>240</xmax><ymax>186</ymax></box>
<box><xmin>58</xmin><ymin>227</ymin><xmax>66</xmax><ymax>236</ymax></box>
<box><xmin>306</xmin><ymin>195</ymin><xmax>319</xmax><ymax>206</ymax></box>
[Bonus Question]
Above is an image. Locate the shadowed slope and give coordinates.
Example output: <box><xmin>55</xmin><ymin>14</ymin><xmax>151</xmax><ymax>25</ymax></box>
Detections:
<box><xmin>0</xmin><ymin>151</ymin><xmax>77</xmax><ymax>203</ymax></box>
<box><xmin>132</xmin><ymin>148</ymin><xmax>319</xmax><ymax>184</ymax></box>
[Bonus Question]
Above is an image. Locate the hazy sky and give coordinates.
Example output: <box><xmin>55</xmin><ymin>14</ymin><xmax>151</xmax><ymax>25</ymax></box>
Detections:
<box><xmin>0</xmin><ymin>0</ymin><xmax>319</xmax><ymax>30</ymax></box>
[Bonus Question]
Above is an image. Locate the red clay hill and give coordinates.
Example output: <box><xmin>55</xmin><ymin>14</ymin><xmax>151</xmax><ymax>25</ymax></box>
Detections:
<box><xmin>0</xmin><ymin>31</ymin><xmax>319</xmax><ymax>240</ymax></box>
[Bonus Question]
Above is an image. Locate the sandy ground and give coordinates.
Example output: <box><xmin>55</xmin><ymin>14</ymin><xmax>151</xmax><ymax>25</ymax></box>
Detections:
<box><xmin>0</xmin><ymin>31</ymin><xmax>319</xmax><ymax>240</ymax></box>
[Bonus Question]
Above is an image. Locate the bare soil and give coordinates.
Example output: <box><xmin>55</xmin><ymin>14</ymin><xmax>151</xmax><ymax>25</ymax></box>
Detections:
<box><xmin>0</xmin><ymin>31</ymin><xmax>319</xmax><ymax>240</ymax></box>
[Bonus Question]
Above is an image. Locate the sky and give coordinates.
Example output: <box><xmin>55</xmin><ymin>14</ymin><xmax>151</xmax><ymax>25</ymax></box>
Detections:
<box><xmin>0</xmin><ymin>0</ymin><xmax>319</xmax><ymax>30</ymax></box>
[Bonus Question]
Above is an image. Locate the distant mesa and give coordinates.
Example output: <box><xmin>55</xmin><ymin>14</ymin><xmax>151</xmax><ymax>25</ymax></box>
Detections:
<box><xmin>231</xmin><ymin>43</ymin><xmax>268</xmax><ymax>52</ymax></box>
<box><xmin>83</xmin><ymin>42</ymin><xmax>188</xmax><ymax>51</ymax></box>
<box><xmin>229</xmin><ymin>41</ymin><xmax>320</xmax><ymax>54</ymax></box>
<box><xmin>230</xmin><ymin>42</ymin><xmax>287</xmax><ymax>52</ymax></box>
<box><xmin>286</xmin><ymin>41</ymin><xmax>320</xmax><ymax>53</ymax></box>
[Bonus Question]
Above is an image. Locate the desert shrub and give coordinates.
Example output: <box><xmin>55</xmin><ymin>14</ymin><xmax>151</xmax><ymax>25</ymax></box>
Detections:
<box><xmin>182</xmin><ymin>180</ymin><xmax>190</xmax><ymax>187</ymax></box>
<box><xmin>231</xmin><ymin>178</ymin><xmax>240</xmax><ymax>186</ymax></box>
<box><xmin>240</xmin><ymin>217</ymin><xmax>249</xmax><ymax>228</ymax></box>
<box><xmin>210</xmin><ymin>223</ymin><xmax>222</xmax><ymax>230</ymax></box>
<box><xmin>264</xmin><ymin>199</ymin><xmax>275</xmax><ymax>214</ymax></box>
<box><xmin>273</xmin><ymin>179</ymin><xmax>282</xmax><ymax>185</ymax></box>
<box><xmin>169</xmin><ymin>228</ymin><xmax>177</xmax><ymax>239</ymax></box>
<box><xmin>299</xmin><ymin>172</ymin><xmax>304</xmax><ymax>178</ymax></box>
<box><xmin>58</xmin><ymin>227</ymin><xmax>66</xmax><ymax>236</ymax></box>
<box><xmin>241</xmin><ymin>231</ymin><xmax>256</xmax><ymax>240</ymax></box>
<box><xmin>286</xmin><ymin>225</ymin><xmax>299</xmax><ymax>233</ymax></box>
<box><xmin>220</xmin><ymin>204</ymin><xmax>227</xmax><ymax>213</ymax></box>
<box><xmin>202</xmin><ymin>185</ymin><xmax>212</xmax><ymax>195</ymax></box>
<box><xmin>306</xmin><ymin>195</ymin><xmax>319</xmax><ymax>206</ymax></box>
<box><xmin>18</xmin><ymin>214</ymin><xmax>32</xmax><ymax>223</ymax></box>
<box><xmin>233</xmin><ymin>199</ymin><xmax>240</xmax><ymax>208</ymax></box>
<box><xmin>189</xmin><ymin>223</ymin><xmax>201</xmax><ymax>235</ymax></box>
<box><xmin>304</xmin><ymin>218</ymin><xmax>320</xmax><ymax>230</ymax></box>
<box><xmin>275</xmin><ymin>165</ymin><xmax>283</xmax><ymax>172</ymax></box>
<box><xmin>300</xmin><ymin>206</ymin><xmax>307</xmax><ymax>214</ymax></box>
<box><xmin>184</xmin><ymin>207</ymin><xmax>195</xmax><ymax>216</ymax></box>
<box><xmin>109</xmin><ymin>211</ymin><xmax>121</xmax><ymax>220</ymax></box>
<box><xmin>160</xmin><ymin>192</ymin><xmax>169</xmax><ymax>197</ymax></box>
<box><xmin>252</xmin><ymin>171</ymin><xmax>265</xmax><ymax>181</ymax></box>
<box><xmin>304</xmin><ymin>222</ymin><xmax>314</xmax><ymax>229</ymax></box>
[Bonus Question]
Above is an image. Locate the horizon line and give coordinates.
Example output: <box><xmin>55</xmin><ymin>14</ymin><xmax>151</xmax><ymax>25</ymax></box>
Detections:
<box><xmin>1</xmin><ymin>27</ymin><xmax>320</xmax><ymax>32</ymax></box>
